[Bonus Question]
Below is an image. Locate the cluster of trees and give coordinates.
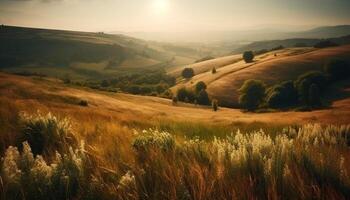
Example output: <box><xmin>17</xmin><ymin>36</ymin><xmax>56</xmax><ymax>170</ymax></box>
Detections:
<box><xmin>314</xmin><ymin>40</ymin><xmax>338</xmax><ymax>48</ymax></box>
<box><xmin>68</xmin><ymin>68</ymin><xmax>175</xmax><ymax>97</ymax></box>
<box><xmin>176</xmin><ymin>81</ymin><xmax>210</xmax><ymax>105</ymax></box>
<box><xmin>239</xmin><ymin>59</ymin><xmax>350</xmax><ymax>111</ymax></box>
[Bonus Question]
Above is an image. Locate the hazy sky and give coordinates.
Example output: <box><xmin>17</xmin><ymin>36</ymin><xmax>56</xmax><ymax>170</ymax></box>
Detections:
<box><xmin>0</xmin><ymin>0</ymin><xmax>350</xmax><ymax>32</ymax></box>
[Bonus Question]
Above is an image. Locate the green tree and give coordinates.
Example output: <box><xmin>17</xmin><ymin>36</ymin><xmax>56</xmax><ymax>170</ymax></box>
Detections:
<box><xmin>101</xmin><ymin>80</ymin><xmax>110</xmax><ymax>87</ymax></box>
<box><xmin>196</xmin><ymin>90</ymin><xmax>210</xmax><ymax>105</ymax></box>
<box><xmin>308</xmin><ymin>84</ymin><xmax>321</xmax><ymax>106</ymax></box>
<box><xmin>195</xmin><ymin>81</ymin><xmax>207</xmax><ymax>93</ymax></box>
<box><xmin>176</xmin><ymin>87</ymin><xmax>195</xmax><ymax>103</ymax></box>
<box><xmin>266</xmin><ymin>81</ymin><xmax>298</xmax><ymax>108</ymax></box>
<box><xmin>295</xmin><ymin>71</ymin><xmax>327</xmax><ymax>104</ymax></box>
<box><xmin>212</xmin><ymin>99</ymin><xmax>218</xmax><ymax>111</ymax></box>
<box><xmin>172</xmin><ymin>96</ymin><xmax>178</xmax><ymax>105</ymax></box>
<box><xmin>243</xmin><ymin>51</ymin><xmax>254</xmax><ymax>63</ymax></box>
<box><xmin>239</xmin><ymin>80</ymin><xmax>266</xmax><ymax>111</ymax></box>
<box><xmin>324</xmin><ymin>59</ymin><xmax>350</xmax><ymax>81</ymax></box>
<box><xmin>182</xmin><ymin>68</ymin><xmax>195</xmax><ymax>79</ymax></box>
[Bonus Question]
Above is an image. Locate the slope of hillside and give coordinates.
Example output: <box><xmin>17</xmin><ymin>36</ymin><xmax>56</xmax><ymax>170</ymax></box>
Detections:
<box><xmin>233</xmin><ymin>34</ymin><xmax>350</xmax><ymax>53</ymax></box>
<box><xmin>208</xmin><ymin>45</ymin><xmax>350</xmax><ymax>107</ymax></box>
<box><xmin>1</xmin><ymin>72</ymin><xmax>350</xmax><ymax>125</ymax></box>
<box><xmin>170</xmin><ymin>45</ymin><xmax>350</xmax><ymax>107</ymax></box>
<box><xmin>167</xmin><ymin>54</ymin><xmax>242</xmax><ymax>78</ymax></box>
<box><xmin>170</xmin><ymin>47</ymin><xmax>314</xmax><ymax>94</ymax></box>
<box><xmin>0</xmin><ymin>26</ymin><xmax>204</xmax><ymax>80</ymax></box>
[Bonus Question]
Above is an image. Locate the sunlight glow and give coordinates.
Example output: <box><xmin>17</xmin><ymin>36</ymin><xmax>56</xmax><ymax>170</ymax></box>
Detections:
<box><xmin>152</xmin><ymin>0</ymin><xmax>169</xmax><ymax>15</ymax></box>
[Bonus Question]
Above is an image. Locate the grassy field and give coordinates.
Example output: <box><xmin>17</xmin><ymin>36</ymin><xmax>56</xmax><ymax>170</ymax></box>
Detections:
<box><xmin>0</xmin><ymin>72</ymin><xmax>350</xmax><ymax>199</ymax></box>
<box><xmin>171</xmin><ymin>45</ymin><xmax>350</xmax><ymax>107</ymax></box>
<box><xmin>0</xmin><ymin>26</ymin><xmax>209</xmax><ymax>81</ymax></box>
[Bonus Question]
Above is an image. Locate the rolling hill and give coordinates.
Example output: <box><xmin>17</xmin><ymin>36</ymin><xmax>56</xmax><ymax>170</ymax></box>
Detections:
<box><xmin>0</xmin><ymin>25</ymin><xmax>206</xmax><ymax>80</ymax></box>
<box><xmin>171</xmin><ymin>45</ymin><xmax>350</xmax><ymax>107</ymax></box>
<box><xmin>232</xmin><ymin>34</ymin><xmax>350</xmax><ymax>54</ymax></box>
<box><xmin>1</xmin><ymin>72</ymin><xmax>350</xmax><ymax>126</ymax></box>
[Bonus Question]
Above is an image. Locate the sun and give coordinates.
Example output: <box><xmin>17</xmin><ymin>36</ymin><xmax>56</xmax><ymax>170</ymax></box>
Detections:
<box><xmin>152</xmin><ymin>0</ymin><xmax>169</xmax><ymax>14</ymax></box>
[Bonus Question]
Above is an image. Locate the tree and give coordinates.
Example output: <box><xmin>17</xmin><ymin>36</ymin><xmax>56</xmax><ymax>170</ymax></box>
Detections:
<box><xmin>176</xmin><ymin>87</ymin><xmax>195</xmax><ymax>103</ymax></box>
<box><xmin>195</xmin><ymin>81</ymin><xmax>207</xmax><ymax>93</ymax></box>
<box><xmin>182</xmin><ymin>68</ymin><xmax>194</xmax><ymax>79</ymax></box>
<box><xmin>308</xmin><ymin>83</ymin><xmax>321</xmax><ymax>106</ymax></box>
<box><xmin>266</xmin><ymin>81</ymin><xmax>298</xmax><ymax>108</ymax></box>
<box><xmin>295</xmin><ymin>71</ymin><xmax>327</xmax><ymax>104</ymax></box>
<box><xmin>243</xmin><ymin>51</ymin><xmax>254</xmax><ymax>63</ymax></box>
<box><xmin>101</xmin><ymin>80</ymin><xmax>110</xmax><ymax>87</ymax></box>
<box><xmin>172</xmin><ymin>96</ymin><xmax>178</xmax><ymax>105</ymax></box>
<box><xmin>212</xmin><ymin>99</ymin><xmax>218</xmax><ymax>111</ymax></box>
<box><xmin>239</xmin><ymin>80</ymin><xmax>266</xmax><ymax>111</ymax></box>
<box><xmin>196</xmin><ymin>90</ymin><xmax>210</xmax><ymax>105</ymax></box>
<box><xmin>324</xmin><ymin>59</ymin><xmax>350</xmax><ymax>81</ymax></box>
<box><xmin>212</xmin><ymin>67</ymin><xmax>217</xmax><ymax>74</ymax></box>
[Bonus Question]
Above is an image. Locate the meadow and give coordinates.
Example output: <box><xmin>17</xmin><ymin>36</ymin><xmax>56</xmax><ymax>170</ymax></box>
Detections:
<box><xmin>1</xmin><ymin>26</ymin><xmax>350</xmax><ymax>200</ymax></box>
<box><xmin>1</xmin><ymin>72</ymin><xmax>350</xmax><ymax>199</ymax></box>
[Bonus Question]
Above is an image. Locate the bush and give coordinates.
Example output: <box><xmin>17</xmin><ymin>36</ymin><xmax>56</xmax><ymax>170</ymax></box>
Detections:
<box><xmin>195</xmin><ymin>81</ymin><xmax>207</xmax><ymax>93</ymax></box>
<box><xmin>1</xmin><ymin>142</ymin><xmax>85</xmax><ymax>199</ymax></box>
<box><xmin>78</xmin><ymin>100</ymin><xmax>88</xmax><ymax>107</ymax></box>
<box><xmin>212</xmin><ymin>67</ymin><xmax>217</xmax><ymax>74</ymax></box>
<box><xmin>18</xmin><ymin>113</ymin><xmax>76</xmax><ymax>155</ymax></box>
<box><xmin>324</xmin><ymin>59</ymin><xmax>350</xmax><ymax>81</ymax></box>
<box><xmin>196</xmin><ymin>90</ymin><xmax>210</xmax><ymax>105</ymax></box>
<box><xmin>239</xmin><ymin>80</ymin><xmax>266</xmax><ymax>111</ymax></box>
<box><xmin>172</xmin><ymin>96</ymin><xmax>178</xmax><ymax>105</ymax></box>
<box><xmin>266</xmin><ymin>81</ymin><xmax>298</xmax><ymax>108</ymax></box>
<box><xmin>308</xmin><ymin>83</ymin><xmax>321</xmax><ymax>107</ymax></box>
<box><xmin>212</xmin><ymin>99</ymin><xmax>218</xmax><ymax>111</ymax></box>
<box><xmin>176</xmin><ymin>87</ymin><xmax>195</xmax><ymax>103</ymax></box>
<box><xmin>182</xmin><ymin>68</ymin><xmax>194</xmax><ymax>79</ymax></box>
<box><xmin>243</xmin><ymin>51</ymin><xmax>254</xmax><ymax>63</ymax></box>
<box><xmin>295</xmin><ymin>71</ymin><xmax>327</xmax><ymax>104</ymax></box>
<box><xmin>100</xmin><ymin>80</ymin><xmax>110</xmax><ymax>87</ymax></box>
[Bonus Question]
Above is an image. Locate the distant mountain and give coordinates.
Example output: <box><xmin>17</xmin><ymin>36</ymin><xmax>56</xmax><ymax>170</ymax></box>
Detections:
<box><xmin>287</xmin><ymin>25</ymin><xmax>350</xmax><ymax>39</ymax></box>
<box><xmin>117</xmin><ymin>25</ymin><xmax>350</xmax><ymax>43</ymax></box>
<box><xmin>232</xmin><ymin>34</ymin><xmax>350</xmax><ymax>54</ymax></box>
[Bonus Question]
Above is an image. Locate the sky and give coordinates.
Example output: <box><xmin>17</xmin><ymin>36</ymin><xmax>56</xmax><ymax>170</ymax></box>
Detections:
<box><xmin>0</xmin><ymin>0</ymin><xmax>350</xmax><ymax>33</ymax></box>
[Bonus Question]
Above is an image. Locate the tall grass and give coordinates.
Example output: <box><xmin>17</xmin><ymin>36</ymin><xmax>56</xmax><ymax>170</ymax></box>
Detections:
<box><xmin>1</xmin><ymin>112</ymin><xmax>350</xmax><ymax>199</ymax></box>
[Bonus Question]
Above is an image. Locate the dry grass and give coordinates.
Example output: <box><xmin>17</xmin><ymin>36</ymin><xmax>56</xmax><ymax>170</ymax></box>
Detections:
<box><xmin>170</xmin><ymin>45</ymin><xmax>350</xmax><ymax>107</ymax></box>
<box><xmin>0</xmin><ymin>72</ymin><xmax>350</xmax><ymax>199</ymax></box>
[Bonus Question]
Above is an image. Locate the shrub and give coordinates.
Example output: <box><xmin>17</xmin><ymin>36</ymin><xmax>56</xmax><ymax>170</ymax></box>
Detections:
<box><xmin>239</xmin><ymin>80</ymin><xmax>266</xmax><ymax>111</ymax></box>
<box><xmin>1</xmin><ymin>142</ymin><xmax>86</xmax><ymax>199</ymax></box>
<box><xmin>172</xmin><ymin>96</ymin><xmax>178</xmax><ymax>105</ymax></box>
<box><xmin>182</xmin><ymin>68</ymin><xmax>194</xmax><ymax>79</ymax></box>
<box><xmin>295</xmin><ymin>71</ymin><xmax>327</xmax><ymax>104</ymax></box>
<box><xmin>196</xmin><ymin>90</ymin><xmax>210</xmax><ymax>105</ymax></box>
<box><xmin>324</xmin><ymin>59</ymin><xmax>350</xmax><ymax>81</ymax></box>
<box><xmin>308</xmin><ymin>83</ymin><xmax>321</xmax><ymax>107</ymax></box>
<box><xmin>212</xmin><ymin>67</ymin><xmax>217</xmax><ymax>74</ymax></box>
<box><xmin>78</xmin><ymin>100</ymin><xmax>88</xmax><ymax>107</ymax></box>
<box><xmin>266</xmin><ymin>81</ymin><xmax>298</xmax><ymax>108</ymax></box>
<box><xmin>100</xmin><ymin>80</ymin><xmax>110</xmax><ymax>87</ymax></box>
<box><xmin>243</xmin><ymin>51</ymin><xmax>254</xmax><ymax>63</ymax></box>
<box><xmin>195</xmin><ymin>81</ymin><xmax>207</xmax><ymax>93</ymax></box>
<box><xmin>132</xmin><ymin>129</ymin><xmax>175</xmax><ymax>151</ymax></box>
<box><xmin>212</xmin><ymin>99</ymin><xmax>218</xmax><ymax>111</ymax></box>
<box><xmin>18</xmin><ymin>112</ymin><xmax>76</xmax><ymax>155</ymax></box>
<box><xmin>176</xmin><ymin>87</ymin><xmax>195</xmax><ymax>103</ymax></box>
